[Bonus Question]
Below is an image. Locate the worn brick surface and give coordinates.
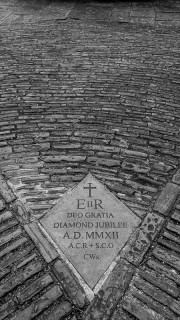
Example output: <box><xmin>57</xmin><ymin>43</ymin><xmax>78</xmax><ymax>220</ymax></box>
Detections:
<box><xmin>11</xmin><ymin>285</ymin><xmax>62</xmax><ymax>320</ymax></box>
<box><xmin>0</xmin><ymin>175</ymin><xmax>16</xmax><ymax>203</ymax></box>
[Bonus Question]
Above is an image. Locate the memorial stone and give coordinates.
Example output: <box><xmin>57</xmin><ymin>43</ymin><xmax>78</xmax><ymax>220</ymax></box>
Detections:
<box><xmin>40</xmin><ymin>173</ymin><xmax>140</xmax><ymax>288</ymax></box>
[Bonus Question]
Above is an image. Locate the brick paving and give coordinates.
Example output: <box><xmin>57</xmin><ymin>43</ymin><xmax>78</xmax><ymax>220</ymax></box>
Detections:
<box><xmin>0</xmin><ymin>0</ymin><xmax>180</xmax><ymax>319</ymax></box>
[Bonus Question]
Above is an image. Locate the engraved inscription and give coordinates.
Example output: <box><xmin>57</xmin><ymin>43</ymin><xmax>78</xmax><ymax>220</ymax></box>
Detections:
<box><xmin>40</xmin><ymin>173</ymin><xmax>140</xmax><ymax>288</ymax></box>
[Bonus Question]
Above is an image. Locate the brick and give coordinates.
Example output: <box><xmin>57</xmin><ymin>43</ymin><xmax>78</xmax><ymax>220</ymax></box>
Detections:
<box><xmin>43</xmin><ymin>155</ymin><xmax>86</xmax><ymax>162</ymax></box>
<box><xmin>16</xmin><ymin>274</ymin><xmax>53</xmax><ymax>304</ymax></box>
<box><xmin>172</xmin><ymin>169</ymin><xmax>180</xmax><ymax>185</ymax></box>
<box><xmin>0</xmin><ymin>175</ymin><xmax>16</xmax><ymax>203</ymax></box>
<box><xmin>84</xmin><ymin>259</ymin><xmax>134</xmax><ymax>320</ymax></box>
<box><xmin>138</xmin><ymin>268</ymin><xmax>179</xmax><ymax>297</ymax></box>
<box><xmin>0</xmin><ymin>260</ymin><xmax>43</xmax><ymax>298</ymax></box>
<box><xmin>53</xmin><ymin>143</ymin><xmax>81</xmax><ymax>149</ymax></box>
<box><xmin>153</xmin><ymin>246</ymin><xmax>180</xmax><ymax>273</ymax></box>
<box><xmin>171</xmin><ymin>301</ymin><xmax>180</xmax><ymax>316</ymax></box>
<box><xmin>130</xmin><ymin>286</ymin><xmax>176</xmax><ymax>320</ymax></box>
<box><xmin>0</xmin><ymin>267</ymin><xmax>10</xmax><ymax>280</ymax></box>
<box><xmin>122</xmin><ymin>212</ymin><xmax>164</xmax><ymax>265</ymax></box>
<box><xmin>16</xmin><ymin>253</ymin><xmax>37</xmax><ymax>269</ymax></box>
<box><xmin>153</xmin><ymin>183</ymin><xmax>180</xmax><ymax>215</ymax></box>
<box><xmin>11</xmin><ymin>200</ymin><xmax>30</xmax><ymax>223</ymax></box>
<box><xmin>123</xmin><ymin>294</ymin><xmax>165</xmax><ymax>320</ymax></box>
<box><xmin>122</xmin><ymin>149</ymin><xmax>147</xmax><ymax>158</ymax></box>
<box><xmin>133</xmin><ymin>275</ymin><xmax>173</xmax><ymax>306</ymax></box>
<box><xmin>44</xmin><ymin>301</ymin><xmax>72</xmax><ymax>320</ymax></box>
<box><xmin>0</xmin><ymin>300</ymin><xmax>16</xmax><ymax>320</ymax></box>
<box><xmin>111</xmin><ymin>307</ymin><xmax>132</xmax><ymax>320</ymax></box>
<box><xmin>0</xmin><ymin>237</ymin><xmax>28</xmax><ymax>259</ymax></box>
<box><xmin>53</xmin><ymin>260</ymin><xmax>87</xmax><ymax>308</ymax></box>
<box><xmin>12</xmin><ymin>286</ymin><xmax>62</xmax><ymax>320</ymax></box>
<box><xmin>167</xmin><ymin>221</ymin><xmax>180</xmax><ymax>235</ymax></box>
<box><xmin>0</xmin><ymin>227</ymin><xmax>22</xmax><ymax>247</ymax></box>
<box><xmin>105</xmin><ymin>181</ymin><xmax>134</xmax><ymax>195</ymax></box>
<box><xmin>147</xmin><ymin>258</ymin><xmax>180</xmax><ymax>285</ymax></box>
<box><xmin>0</xmin><ymin>244</ymin><xmax>34</xmax><ymax>269</ymax></box>
<box><xmin>0</xmin><ymin>146</ymin><xmax>12</xmax><ymax>156</ymax></box>
<box><xmin>83</xmin><ymin>144</ymin><xmax>120</xmax><ymax>153</ymax></box>
<box><xmin>0</xmin><ymin>210</ymin><xmax>13</xmax><ymax>224</ymax></box>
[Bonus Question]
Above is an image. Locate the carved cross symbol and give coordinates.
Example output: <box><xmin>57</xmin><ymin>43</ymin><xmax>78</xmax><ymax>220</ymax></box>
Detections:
<box><xmin>83</xmin><ymin>183</ymin><xmax>96</xmax><ymax>198</ymax></box>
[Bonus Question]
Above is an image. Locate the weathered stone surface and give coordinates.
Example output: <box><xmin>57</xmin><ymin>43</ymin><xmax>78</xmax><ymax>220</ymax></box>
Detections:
<box><xmin>111</xmin><ymin>307</ymin><xmax>132</xmax><ymax>320</ymax></box>
<box><xmin>53</xmin><ymin>260</ymin><xmax>87</xmax><ymax>308</ymax></box>
<box><xmin>122</xmin><ymin>212</ymin><xmax>164</xmax><ymax>265</ymax></box>
<box><xmin>0</xmin><ymin>237</ymin><xmax>28</xmax><ymax>259</ymax></box>
<box><xmin>0</xmin><ymin>210</ymin><xmax>12</xmax><ymax>224</ymax></box>
<box><xmin>44</xmin><ymin>301</ymin><xmax>72</xmax><ymax>320</ymax></box>
<box><xmin>16</xmin><ymin>274</ymin><xmax>53</xmax><ymax>304</ymax></box>
<box><xmin>11</xmin><ymin>286</ymin><xmax>62</xmax><ymax>320</ymax></box>
<box><xmin>122</xmin><ymin>149</ymin><xmax>147</xmax><ymax>158</ymax></box>
<box><xmin>123</xmin><ymin>295</ymin><xmax>165</xmax><ymax>320</ymax></box>
<box><xmin>26</xmin><ymin>222</ymin><xmax>59</xmax><ymax>261</ymax></box>
<box><xmin>11</xmin><ymin>200</ymin><xmax>30</xmax><ymax>223</ymax></box>
<box><xmin>0</xmin><ymin>300</ymin><xmax>16</xmax><ymax>320</ymax></box>
<box><xmin>0</xmin><ymin>260</ymin><xmax>43</xmax><ymax>298</ymax></box>
<box><xmin>105</xmin><ymin>181</ymin><xmax>134</xmax><ymax>195</ymax></box>
<box><xmin>153</xmin><ymin>246</ymin><xmax>180</xmax><ymax>273</ymax></box>
<box><xmin>130</xmin><ymin>286</ymin><xmax>177</xmax><ymax>320</ymax></box>
<box><xmin>133</xmin><ymin>275</ymin><xmax>173</xmax><ymax>306</ymax></box>
<box><xmin>171</xmin><ymin>301</ymin><xmax>180</xmax><ymax>316</ymax></box>
<box><xmin>41</xmin><ymin>173</ymin><xmax>140</xmax><ymax>288</ymax></box>
<box><xmin>83</xmin><ymin>259</ymin><xmax>135</xmax><ymax>320</ymax></box>
<box><xmin>0</xmin><ymin>267</ymin><xmax>10</xmax><ymax>281</ymax></box>
<box><xmin>122</xmin><ymin>161</ymin><xmax>150</xmax><ymax>173</ymax></box>
<box><xmin>0</xmin><ymin>199</ymin><xmax>5</xmax><ymax>211</ymax></box>
<box><xmin>147</xmin><ymin>258</ymin><xmax>180</xmax><ymax>285</ymax></box>
<box><xmin>0</xmin><ymin>175</ymin><xmax>16</xmax><ymax>203</ymax></box>
<box><xmin>24</xmin><ymin>224</ymin><xmax>58</xmax><ymax>263</ymax></box>
<box><xmin>172</xmin><ymin>169</ymin><xmax>180</xmax><ymax>185</ymax></box>
<box><xmin>43</xmin><ymin>155</ymin><xmax>86</xmax><ymax>163</ymax></box>
<box><xmin>0</xmin><ymin>244</ymin><xmax>34</xmax><ymax>269</ymax></box>
<box><xmin>154</xmin><ymin>183</ymin><xmax>180</xmax><ymax>215</ymax></box>
<box><xmin>138</xmin><ymin>268</ymin><xmax>179</xmax><ymax>297</ymax></box>
<box><xmin>0</xmin><ymin>227</ymin><xmax>22</xmax><ymax>247</ymax></box>
<box><xmin>0</xmin><ymin>219</ymin><xmax>18</xmax><ymax>234</ymax></box>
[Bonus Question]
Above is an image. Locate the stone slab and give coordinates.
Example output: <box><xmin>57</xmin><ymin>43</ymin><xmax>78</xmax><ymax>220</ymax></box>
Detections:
<box><xmin>153</xmin><ymin>183</ymin><xmax>180</xmax><ymax>215</ymax></box>
<box><xmin>41</xmin><ymin>173</ymin><xmax>140</xmax><ymax>288</ymax></box>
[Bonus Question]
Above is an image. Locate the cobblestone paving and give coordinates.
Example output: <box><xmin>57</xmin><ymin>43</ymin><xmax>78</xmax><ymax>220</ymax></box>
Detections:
<box><xmin>0</xmin><ymin>0</ymin><xmax>180</xmax><ymax>319</ymax></box>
